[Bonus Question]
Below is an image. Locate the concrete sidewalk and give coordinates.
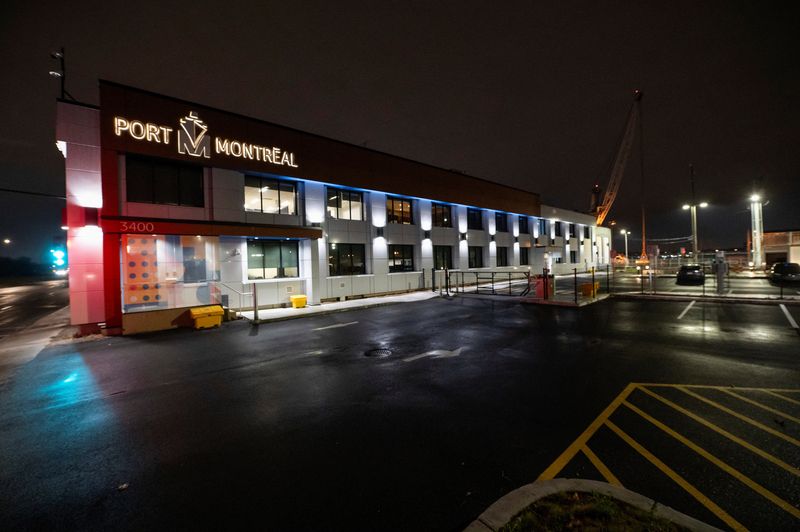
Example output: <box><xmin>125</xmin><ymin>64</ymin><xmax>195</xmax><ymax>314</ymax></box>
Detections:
<box><xmin>0</xmin><ymin>305</ymin><xmax>72</xmax><ymax>383</ymax></box>
<box><xmin>239</xmin><ymin>290</ymin><xmax>440</xmax><ymax>323</ymax></box>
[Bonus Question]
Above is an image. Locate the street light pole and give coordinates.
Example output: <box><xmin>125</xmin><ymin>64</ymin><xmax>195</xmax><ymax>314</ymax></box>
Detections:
<box><xmin>750</xmin><ymin>193</ymin><xmax>764</xmax><ymax>270</ymax></box>
<box><xmin>683</xmin><ymin>165</ymin><xmax>708</xmax><ymax>261</ymax></box>
<box><xmin>619</xmin><ymin>229</ymin><xmax>630</xmax><ymax>260</ymax></box>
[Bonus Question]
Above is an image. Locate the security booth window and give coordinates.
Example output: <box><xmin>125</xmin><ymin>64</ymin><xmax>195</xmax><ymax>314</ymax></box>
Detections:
<box><xmin>538</xmin><ymin>218</ymin><xmax>547</xmax><ymax>236</ymax></box>
<box><xmin>467</xmin><ymin>208</ymin><xmax>483</xmax><ymax>230</ymax></box>
<box><xmin>327</xmin><ymin>188</ymin><xmax>364</xmax><ymax>220</ymax></box>
<box><xmin>554</xmin><ymin>222</ymin><xmax>563</xmax><ymax>237</ymax></box>
<box><xmin>568</xmin><ymin>223</ymin><xmax>576</xmax><ymax>238</ymax></box>
<box><xmin>520</xmin><ymin>247</ymin><xmax>530</xmax><ymax>265</ymax></box>
<box><xmin>386</xmin><ymin>197</ymin><xmax>413</xmax><ymax>224</ymax></box>
<box><xmin>244</xmin><ymin>176</ymin><xmax>297</xmax><ymax>215</ymax></box>
<box><xmin>126</xmin><ymin>155</ymin><xmax>204</xmax><ymax>207</ymax></box>
<box><xmin>246</xmin><ymin>240</ymin><xmax>299</xmax><ymax>279</ymax></box>
<box><xmin>121</xmin><ymin>234</ymin><xmax>220</xmax><ymax>313</ymax></box>
<box><xmin>468</xmin><ymin>246</ymin><xmax>483</xmax><ymax>268</ymax></box>
<box><xmin>519</xmin><ymin>216</ymin><xmax>529</xmax><ymax>234</ymax></box>
<box><xmin>388</xmin><ymin>244</ymin><xmax>414</xmax><ymax>272</ymax></box>
<box><xmin>496</xmin><ymin>246</ymin><xmax>509</xmax><ymax>267</ymax></box>
<box><xmin>495</xmin><ymin>212</ymin><xmax>508</xmax><ymax>232</ymax></box>
<box><xmin>433</xmin><ymin>245</ymin><xmax>452</xmax><ymax>270</ymax></box>
<box><xmin>328</xmin><ymin>243</ymin><xmax>366</xmax><ymax>276</ymax></box>
<box><xmin>432</xmin><ymin>203</ymin><xmax>452</xmax><ymax>228</ymax></box>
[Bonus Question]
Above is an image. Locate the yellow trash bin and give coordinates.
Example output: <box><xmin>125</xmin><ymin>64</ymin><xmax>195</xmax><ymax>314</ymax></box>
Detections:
<box><xmin>290</xmin><ymin>294</ymin><xmax>307</xmax><ymax>308</ymax></box>
<box><xmin>189</xmin><ymin>305</ymin><xmax>224</xmax><ymax>329</ymax></box>
<box><xmin>579</xmin><ymin>282</ymin><xmax>600</xmax><ymax>297</ymax></box>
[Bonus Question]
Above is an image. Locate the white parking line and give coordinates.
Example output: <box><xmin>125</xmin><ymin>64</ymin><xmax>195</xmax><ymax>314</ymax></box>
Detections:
<box><xmin>677</xmin><ymin>300</ymin><xmax>696</xmax><ymax>320</ymax></box>
<box><xmin>779</xmin><ymin>304</ymin><xmax>799</xmax><ymax>329</ymax></box>
<box><xmin>313</xmin><ymin>321</ymin><xmax>358</xmax><ymax>331</ymax></box>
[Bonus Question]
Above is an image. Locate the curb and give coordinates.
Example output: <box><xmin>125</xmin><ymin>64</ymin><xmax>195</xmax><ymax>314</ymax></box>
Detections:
<box><xmin>611</xmin><ymin>293</ymin><xmax>800</xmax><ymax>306</ymax></box>
<box><xmin>464</xmin><ymin>478</ymin><xmax>721</xmax><ymax>532</ymax></box>
<box><xmin>248</xmin><ymin>294</ymin><xmax>440</xmax><ymax>324</ymax></box>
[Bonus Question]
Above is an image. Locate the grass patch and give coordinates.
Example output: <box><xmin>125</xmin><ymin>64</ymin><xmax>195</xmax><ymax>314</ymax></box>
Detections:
<box><xmin>499</xmin><ymin>491</ymin><xmax>690</xmax><ymax>532</ymax></box>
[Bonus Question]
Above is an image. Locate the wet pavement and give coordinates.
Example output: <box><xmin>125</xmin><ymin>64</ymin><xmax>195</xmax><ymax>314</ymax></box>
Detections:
<box><xmin>0</xmin><ymin>279</ymin><xmax>68</xmax><ymax>339</ymax></box>
<box><xmin>0</xmin><ymin>297</ymin><xmax>797</xmax><ymax>530</ymax></box>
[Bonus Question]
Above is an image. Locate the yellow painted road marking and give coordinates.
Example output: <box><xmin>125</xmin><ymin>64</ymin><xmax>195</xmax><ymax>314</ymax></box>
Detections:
<box><xmin>718</xmin><ymin>388</ymin><xmax>800</xmax><ymax>425</ymax></box>
<box><xmin>605</xmin><ymin>419</ymin><xmax>746</xmax><ymax>531</ymax></box>
<box><xmin>638</xmin><ymin>386</ymin><xmax>800</xmax><ymax>477</ymax></box>
<box><xmin>538</xmin><ymin>383</ymin><xmax>637</xmax><ymax>481</ymax></box>
<box><xmin>764</xmin><ymin>390</ymin><xmax>800</xmax><ymax>407</ymax></box>
<box><xmin>639</xmin><ymin>383</ymin><xmax>800</xmax><ymax>394</ymax></box>
<box><xmin>677</xmin><ymin>386</ymin><xmax>800</xmax><ymax>447</ymax></box>
<box><xmin>582</xmin><ymin>446</ymin><xmax>622</xmax><ymax>486</ymax></box>
<box><xmin>623</xmin><ymin>400</ymin><xmax>800</xmax><ymax>519</ymax></box>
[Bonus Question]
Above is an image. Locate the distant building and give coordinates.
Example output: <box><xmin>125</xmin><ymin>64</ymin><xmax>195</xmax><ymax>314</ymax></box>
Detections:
<box><xmin>56</xmin><ymin>80</ymin><xmax>611</xmax><ymax>334</ymax></box>
<box><xmin>762</xmin><ymin>230</ymin><xmax>800</xmax><ymax>266</ymax></box>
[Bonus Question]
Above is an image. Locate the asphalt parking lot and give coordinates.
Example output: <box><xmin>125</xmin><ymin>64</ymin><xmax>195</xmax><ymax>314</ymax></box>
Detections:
<box><xmin>0</xmin><ymin>296</ymin><xmax>797</xmax><ymax>530</ymax></box>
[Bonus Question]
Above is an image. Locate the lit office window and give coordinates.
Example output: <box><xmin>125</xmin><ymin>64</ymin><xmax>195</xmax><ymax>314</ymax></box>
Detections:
<box><xmin>328</xmin><ymin>243</ymin><xmax>366</xmax><ymax>275</ymax></box>
<box><xmin>126</xmin><ymin>155</ymin><xmax>204</xmax><ymax>207</ymax></box>
<box><xmin>432</xmin><ymin>203</ymin><xmax>452</xmax><ymax>228</ymax></box>
<box><xmin>244</xmin><ymin>176</ymin><xmax>297</xmax><ymax>214</ymax></box>
<box><xmin>247</xmin><ymin>240</ymin><xmax>299</xmax><ymax>279</ymax></box>
<box><xmin>495</xmin><ymin>213</ymin><xmax>508</xmax><ymax>232</ymax></box>
<box><xmin>467</xmin><ymin>208</ymin><xmax>483</xmax><ymax>230</ymax></box>
<box><xmin>468</xmin><ymin>246</ymin><xmax>483</xmax><ymax>268</ymax></box>
<box><xmin>520</xmin><ymin>248</ymin><xmax>529</xmax><ymax>265</ymax></box>
<box><xmin>327</xmin><ymin>188</ymin><xmax>364</xmax><ymax>220</ymax></box>
<box><xmin>386</xmin><ymin>197</ymin><xmax>413</xmax><ymax>224</ymax></box>
<box><xmin>496</xmin><ymin>246</ymin><xmax>509</xmax><ymax>267</ymax></box>
<box><xmin>388</xmin><ymin>244</ymin><xmax>414</xmax><ymax>272</ymax></box>
<box><xmin>518</xmin><ymin>216</ymin><xmax>529</xmax><ymax>234</ymax></box>
<box><xmin>433</xmin><ymin>245</ymin><xmax>452</xmax><ymax>270</ymax></box>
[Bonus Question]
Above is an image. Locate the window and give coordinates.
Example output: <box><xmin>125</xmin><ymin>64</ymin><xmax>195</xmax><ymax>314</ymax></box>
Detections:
<box><xmin>570</xmin><ymin>250</ymin><xmax>577</xmax><ymax>263</ymax></box>
<box><xmin>327</xmin><ymin>188</ymin><xmax>364</xmax><ymax>220</ymax></box>
<box><xmin>247</xmin><ymin>240</ymin><xmax>299</xmax><ymax>280</ymax></box>
<box><xmin>386</xmin><ymin>197</ymin><xmax>413</xmax><ymax>224</ymax></box>
<box><xmin>554</xmin><ymin>222</ymin><xmax>563</xmax><ymax>237</ymax></box>
<box><xmin>568</xmin><ymin>223</ymin><xmax>576</xmax><ymax>238</ymax></box>
<box><xmin>433</xmin><ymin>245</ymin><xmax>452</xmax><ymax>270</ymax></box>
<box><xmin>496</xmin><ymin>246</ymin><xmax>509</xmax><ymax>267</ymax></box>
<box><xmin>555</xmin><ymin>256</ymin><xmax>564</xmax><ymax>264</ymax></box>
<box><xmin>495</xmin><ymin>213</ymin><xmax>508</xmax><ymax>232</ymax></box>
<box><xmin>538</xmin><ymin>218</ymin><xmax>547</xmax><ymax>236</ymax></box>
<box><xmin>520</xmin><ymin>248</ymin><xmax>529</xmax><ymax>265</ymax></box>
<box><xmin>328</xmin><ymin>243</ymin><xmax>366</xmax><ymax>276</ymax></box>
<box><xmin>388</xmin><ymin>245</ymin><xmax>414</xmax><ymax>272</ymax></box>
<box><xmin>432</xmin><ymin>203</ymin><xmax>452</xmax><ymax>228</ymax></box>
<box><xmin>519</xmin><ymin>216</ymin><xmax>529</xmax><ymax>234</ymax></box>
<box><xmin>467</xmin><ymin>208</ymin><xmax>483</xmax><ymax>230</ymax></box>
<box><xmin>244</xmin><ymin>176</ymin><xmax>297</xmax><ymax>215</ymax></box>
<box><xmin>126</xmin><ymin>155</ymin><xmax>204</xmax><ymax>207</ymax></box>
<box><xmin>468</xmin><ymin>246</ymin><xmax>483</xmax><ymax>268</ymax></box>
<box><xmin>584</xmin><ymin>226</ymin><xmax>590</xmax><ymax>239</ymax></box>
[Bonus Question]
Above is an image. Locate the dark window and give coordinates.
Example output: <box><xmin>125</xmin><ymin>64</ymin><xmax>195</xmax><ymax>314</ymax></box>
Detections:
<box><xmin>538</xmin><ymin>218</ymin><xmax>547</xmax><ymax>236</ymax></box>
<box><xmin>388</xmin><ymin>245</ymin><xmax>414</xmax><ymax>272</ymax></box>
<box><xmin>468</xmin><ymin>246</ymin><xmax>483</xmax><ymax>268</ymax></box>
<box><xmin>247</xmin><ymin>240</ymin><xmax>299</xmax><ymax>280</ymax></box>
<box><xmin>326</xmin><ymin>188</ymin><xmax>364</xmax><ymax>220</ymax></box>
<box><xmin>520</xmin><ymin>248</ymin><xmax>530</xmax><ymax>265</ymax></box>
<box><xmin>496</xmin><ymin>246</ymin><xmax>509</xmax><ymax>267</ymax></box>
<box><xmin>584</xmin><ymin>226</ymin><xmax>590</xmax><ymax>239</ymax></box>
<box><xmin>555</xmin><ymin>256</ymin><xmax>564</xmax><ymax>264</ymax></box>
<box><xmin>495</xmin><ymin>213</ymin><xmax>508</xmax><ymax>232</ymax></box>
<box><xmin>467</xmin><ymin>208</ymin><xmax>483</xmax><ymax>230</ymax></box>
<box><xmin>328</xmin><ymin>243</ymin><xmax>366</xmax><ymax>276</ymax></box>
<box><xmin>519</xmin><ymin>216</ymin><xmax>529</xmax><ymax>234</ymax></box>
<box><xmin>126</xmin><ymin>155</ymin><xmax>204</xmax><ymax>207</ymax></box>
<box><xmin>569</xmin><ymin>250</ymin><xmax>577</xmax><ymax>263</ymax></box>
<box><xmin>568</xmin><ymin>223</ymin><xmax>576</xmax><ymax>238</ymax></box>
<box><xmin>386</xmin><ymin>197</ymin><xmax>413</xmax><ymax>224</ymax></box>
<box><xmin>433</xmin><ymin>245</ymin><xmax>452</xmax><ymax>270</ymax></box>
<box><xmin>554</xmin><ymin>222</ymin><xmax>563</xmax><ymax>237</ymax></box>
<box><xmin>244</xmin><ymin>176</ymin><xmax>297</xmax><ymax>214</ymax></box>
<box><xmin>432</xmin><ymin>203</ymin><xmax>452</xmax><ymax>228</ymax></box>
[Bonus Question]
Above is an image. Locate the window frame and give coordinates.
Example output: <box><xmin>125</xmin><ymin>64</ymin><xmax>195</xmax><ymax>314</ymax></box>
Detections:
<box><xmin>495</xmin><ymin>212</ymin><xmax>508</xmax><ymax>233</ymax></box>
<box><xmin>496</xmin><ymin>246</ymin><xmax>509</xmax><ymax>267</ymax></box>
<box><xmin>554</xmin><ymin>222</ymin><xmax>563</xmax><ymax>237</ymax></box>
<box><xmin>126</xmin><ymin>154</ymin><xmax>205</xmax><ymax>207</ymax></box>
<box><xmin>568</xmin><ymin>223</ymin><xmax>576</xmax><ymax>238</ymax></box>
<box><xmin>246</xmin><ymin>239</ymin><xmax>300</xmax><ymax>280</ymax></box>
<box><xmin>244</xmin><ymin>176</ymin><xmax>298</xmax><ymax>215</ymax></box>
<box><xmin>386</xmin><ymin>196</ymin><xmax>414</xmax><ymax>225</ymax></box>
<box><xmin>467</xmin><ymin>208</ymin><xmax>483</xmax><ymax>230</ymax></box>
<box><xmin>519</xmin><ymin>247</ymin><xmax>530</xmax><ymax>265</ymax></box>
<box><xmin>538</xmin><ymin>218</ymin><xmax>547</xmax><ymax>236</ymax></box>
<box><xmin>518</xmin><ymin>216</ymin><xmax>529</xmax><ymax>234</ymax></box>
<box><xmin>468</xmin><ymin>246</ymin><xmax>483</xmax><ymax>268</ymax></box>
<box><xmin>431</xmin><ymin>203</ymin><xmax>452</xmax><ymax>228</ymax></box>
<box><xmin>326</xmin><ymin>188</ymin><xmax>364</xmax><ymax>220</ymax></box>
<box><xmin>388</xmin><ymin>244</ymin><xmax>415</xmax><ymax>272</ymax></box>
<box><xmin>328</xmin><ymin>243</ymin><xmax>367</xmax><ymax>276</ymax></box>
<box><xmin>433</xmin><ymin>245</ymin><xmax>453</xmax><ymax>270</ymax></box>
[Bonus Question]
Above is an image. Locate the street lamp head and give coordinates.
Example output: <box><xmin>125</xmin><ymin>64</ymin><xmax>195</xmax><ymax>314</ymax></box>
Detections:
<box><xmin>750</xmin><ymin>194</ymin><xmax>761</xmax><ymax>202</ymax></box>
<box><xmin>49</xmin><ymin>70</ymin><xmax>63</xmax><ymax>78</ymax></box>
<box><xmin>50</xmin><ymin>50</ymin><xmax>64</xmax><ymax>59</ymax></box>
<box><xmin>620</xmin><ymin>229</ymin><xmax>627</xmax><ymax>235</ymax></box>
<box><xmin>2</xmin><ymin>238</ymin><xmax>10</xmax><ymax>244</ymax></box>
<box><xmin>699</xmin><ymin>202</ymin><xmax>708</xmax><ymax>208</ymax></box>
<box><xmin>682</xmin><ymin>204</ymin><xmax>690</xmax><ymax>210</ymax></box>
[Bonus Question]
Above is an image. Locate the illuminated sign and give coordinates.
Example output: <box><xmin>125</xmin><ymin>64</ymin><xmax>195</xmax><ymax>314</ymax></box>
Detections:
<box><xmin>113</xmin><ymin>112</ymin><xmax>298</xmax><ymax>168</ymax></box>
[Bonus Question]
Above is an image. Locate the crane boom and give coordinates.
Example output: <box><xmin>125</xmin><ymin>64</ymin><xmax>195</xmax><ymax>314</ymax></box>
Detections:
<box><xmin>594</xmin><ymin>90</ymin><xmax>642</xmax><ymax>226</ymax></box>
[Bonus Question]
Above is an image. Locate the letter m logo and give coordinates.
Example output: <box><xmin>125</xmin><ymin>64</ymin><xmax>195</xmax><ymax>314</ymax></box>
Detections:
<box><xmin>177</xmin><ymin>112</ymin><xmax>211</xmax><ymax>158</ymax></box>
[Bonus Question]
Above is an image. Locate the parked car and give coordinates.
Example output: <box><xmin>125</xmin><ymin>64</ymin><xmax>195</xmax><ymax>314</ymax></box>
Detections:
<box><xmin>676</xmin><ymin>264</ymin><xmax>705</xmax><ymax>285</ymax></box>
<box><xmin>769</xmin><ymin>262</ymin><xmax>800</xmax><ymax>284</ymax></box>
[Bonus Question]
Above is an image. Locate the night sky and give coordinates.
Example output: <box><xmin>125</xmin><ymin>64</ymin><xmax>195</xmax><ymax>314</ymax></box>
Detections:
<box><xmin>1</xmin><ymin>1</ymin><xmax>798</xmax><ymax>261</ymax></box>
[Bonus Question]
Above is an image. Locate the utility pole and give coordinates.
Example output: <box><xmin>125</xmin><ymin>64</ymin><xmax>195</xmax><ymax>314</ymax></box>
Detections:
<box><xmin>49</xmin><ymin>47</ymin><xmax>75</xmax><ymax>101</ymax></box>
<box><xmin>750</xmin><ymin>193</ymin><xmax>764</xmax><ymax>270</ymax></box>
<box><xmin>690</xmin><ymin>165</ymin><xmax>698</xmax><ymax>257</ymax></box>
